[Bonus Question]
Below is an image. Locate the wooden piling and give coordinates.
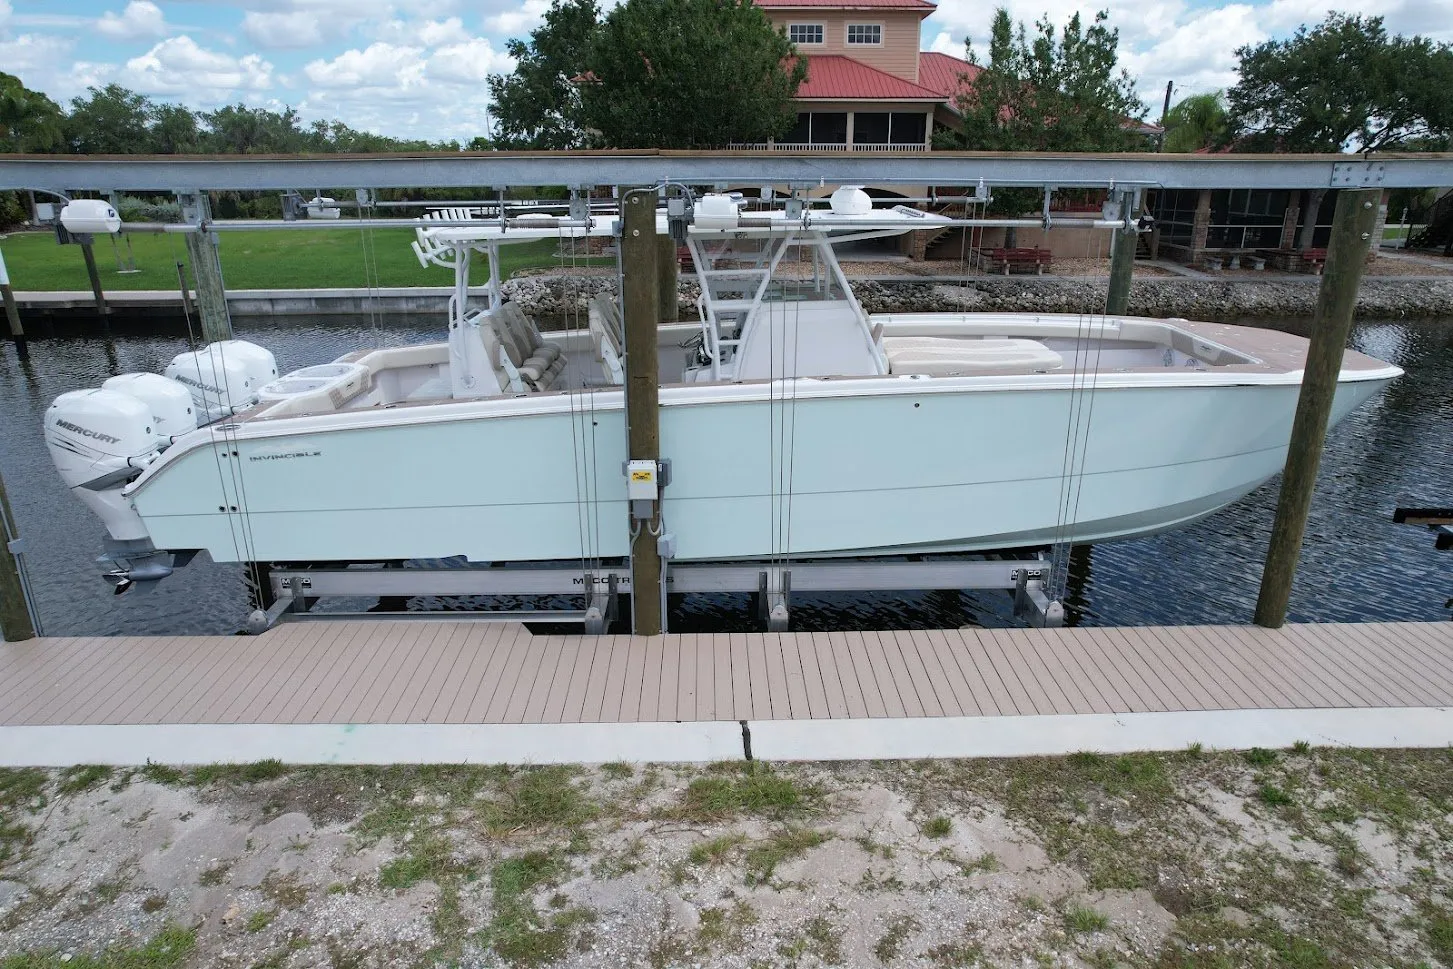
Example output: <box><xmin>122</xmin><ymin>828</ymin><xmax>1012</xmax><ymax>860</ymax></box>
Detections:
<box><xmin>183</xmin><ymin>231</ymin><xmax>232</xmax><ymax>343</ymax></box>
<box><xmin>656</xmin><ymin>235</ymin><xmax>678</xmax><ymax>322</ymax></box>
<box><xmin>80</xmin><ymin>240</ymin><xmax>109</xmax><ymax>319</ymax></box>
<box><xmin>0</xmin><ymin>249</ymin><xmax>27</xmax><ymax>358</ymax></box>
<box><xmin>0</xmin><ymin>467</ymin><xmax>37</xmax><ymax>642</ymax></box>
<box><xmin>622</xmin><ymin>188</ymin><xmax>663</xmax><ymax>636</ymax></box>
<box><xmin>1254</xmin><ymin>188</ymin><xmax>1380</xmax><ymax>628</ymax></box>
<box><xmin>1105</xmin><ymin>190</ymin><xmax>1137</xmax><ymax>316</ymax></box>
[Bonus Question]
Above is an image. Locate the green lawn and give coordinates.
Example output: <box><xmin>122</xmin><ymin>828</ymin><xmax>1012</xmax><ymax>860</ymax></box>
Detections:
<box><xmin>0</xmin><ymin>229</ymin><xmax>612</xmax><ymax>291</ymax></box>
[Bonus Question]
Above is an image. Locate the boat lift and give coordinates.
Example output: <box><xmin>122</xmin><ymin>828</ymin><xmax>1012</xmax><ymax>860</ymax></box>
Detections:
<box><xmin>254</xmin><ymin>554</ymin><xmax>1064</xmax><ymax>634</ymax></box>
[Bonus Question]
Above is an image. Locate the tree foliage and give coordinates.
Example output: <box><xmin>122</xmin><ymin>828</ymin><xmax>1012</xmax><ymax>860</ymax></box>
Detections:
<box><xmin>580</xmin><ymin>0</ymin><xmax>805</xmax><ymax>148</ymax></box>
<box><xmin>0</xmin><ymin>76</ymin><xmax>460</xmax><ymax>157</ymax></box>
<box><xmin>0</xmin><ymin>72</ymin><xmax>65</xmax><ymax>152</ymax></box>
<box><xmin>1227</xmin><ymin>13</ymin><xmax>1453</xmax><ymax>152</ymax></box>
<box><xmin>487</xmin><ymin>0</ymin><xmax>600</xmax><ymax>149</ymax></box>
<box><xmin>1162</xmin><ymin>92</ymin><xmax>1229</xmax><ymax>152</ymax></box>
<box><xmin>487</xmin><ymin>0</ymin><xmax>805</xmax><ymax>149</ymax></box>
<box><xmin>939</xmin><ymin>7</ymin><xmax>1146</xmax><ymax>153</ymax></box>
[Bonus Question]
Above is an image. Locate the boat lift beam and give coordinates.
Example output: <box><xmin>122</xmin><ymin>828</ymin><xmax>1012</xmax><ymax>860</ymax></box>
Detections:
<box><xmin>3</xmin><ymin>151</ymin><xmax>1451</xmax><ymax>194</ymax></box>
<box><xmin>259</xmin><ymin>555</ymin><xmax>1064</xmax><ymax>633</ymax></box>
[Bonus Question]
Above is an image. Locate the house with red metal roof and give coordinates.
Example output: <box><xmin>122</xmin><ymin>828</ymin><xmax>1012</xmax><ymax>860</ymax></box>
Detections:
<box><xmin>743</xmin><ymin>0</ymin><xmax>978</xmax><ymax>151</ymax></box>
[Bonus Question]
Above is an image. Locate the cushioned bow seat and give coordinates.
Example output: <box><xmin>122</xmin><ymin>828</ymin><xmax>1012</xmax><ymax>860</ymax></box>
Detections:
<box><xmin>883</xmin><ymin>337</ymin><xmax>1064</xmax><ymax>375</ymax></box>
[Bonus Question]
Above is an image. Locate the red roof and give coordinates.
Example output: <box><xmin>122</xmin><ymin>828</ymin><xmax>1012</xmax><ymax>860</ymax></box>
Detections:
<box><xmin>798</xmin><ymin>55</ymin><xmax>943</xmax><ymax>100</ymax></box>
<box><xmin>757</xmin><ymin>0</ymin><xmax>935</xmax><ymax>9</ymax></box>
<box><xmin>916</xmin><ymin>51</ymin><xmax>980</xmax><ymax>101</ymax></box>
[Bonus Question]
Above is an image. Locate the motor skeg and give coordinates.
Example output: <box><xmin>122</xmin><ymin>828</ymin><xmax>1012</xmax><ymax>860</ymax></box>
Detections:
<box><xmin>163</xmin><ymin>340</ymin><xmax>278</xmax><ymax>424</ymax></box>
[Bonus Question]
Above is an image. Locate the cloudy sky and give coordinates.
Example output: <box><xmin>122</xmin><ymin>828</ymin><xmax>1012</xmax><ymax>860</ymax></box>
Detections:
<box><xmin>1</xmin><ymin>0</ymin><xmax>1449</xmax><ymax>142</ymax></box>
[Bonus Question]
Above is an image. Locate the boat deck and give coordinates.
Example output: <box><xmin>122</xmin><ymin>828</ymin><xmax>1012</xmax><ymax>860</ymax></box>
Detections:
<box><xmin>3</xmin><ymin>621</ymin><xmax>1451</xmax><ymax>765</ymax></box>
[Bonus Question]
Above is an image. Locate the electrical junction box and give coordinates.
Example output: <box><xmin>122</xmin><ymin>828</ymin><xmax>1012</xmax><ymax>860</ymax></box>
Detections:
<box><xmin>627</xmin><ymin>459</ymin><xmax>658</xmax><ymax>519</ymax></box>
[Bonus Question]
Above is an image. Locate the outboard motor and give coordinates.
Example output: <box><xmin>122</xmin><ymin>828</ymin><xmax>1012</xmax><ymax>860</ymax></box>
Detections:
<box><xmin>101</xmin><ymin>372</ymin><xmax>196</xmax><ymax>443</ymax></box>
<box><xmin>163</xmin><ymin>340</ymin><xmax>277</xmax><ymax>424</ymax></box>
<box><xmin>44</xmin><ymin>386</ymin><xmax>182</xmax><ymax>590</ymax></box>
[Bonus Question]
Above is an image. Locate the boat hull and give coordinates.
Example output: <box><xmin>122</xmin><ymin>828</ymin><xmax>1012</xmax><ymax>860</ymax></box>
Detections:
<box><xmin>127</xmin><ymin>371</ymin><xmax>1393</xmax><ymax>565</ymax></box>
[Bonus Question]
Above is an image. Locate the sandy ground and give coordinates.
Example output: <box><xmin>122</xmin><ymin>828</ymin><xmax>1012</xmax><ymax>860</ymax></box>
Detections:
<box><xmin>3</xmin><ymin>748</ymin><xmax>1453</xmax><ymax>969</ymax></box>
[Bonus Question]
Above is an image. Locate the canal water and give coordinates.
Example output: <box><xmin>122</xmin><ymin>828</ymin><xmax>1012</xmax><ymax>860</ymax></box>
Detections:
<box><xmin>2</xmin><ymin>314</ymin><xmax>1450</xmax><ymax>637</ymax></box>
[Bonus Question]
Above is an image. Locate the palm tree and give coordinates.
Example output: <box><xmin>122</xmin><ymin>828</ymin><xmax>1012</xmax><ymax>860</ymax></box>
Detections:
<box><xmin>1162</xmin><ymin>92</ymin><xmax>1229</xmax><ymax>152</ymax></box>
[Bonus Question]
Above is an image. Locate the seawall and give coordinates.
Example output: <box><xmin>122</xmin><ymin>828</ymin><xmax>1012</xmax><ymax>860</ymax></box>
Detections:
<box><xmin>13</xmin><ymin>273</ymin><xmax>1453</xmax><ymax>324</ymax></box>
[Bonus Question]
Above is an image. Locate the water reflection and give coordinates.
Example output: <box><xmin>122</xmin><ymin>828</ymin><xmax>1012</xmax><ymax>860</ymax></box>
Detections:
<box><xmin>1</xmin><ymin>314</ymin><xmax>1450</xmax><ymax>636</ymax></box>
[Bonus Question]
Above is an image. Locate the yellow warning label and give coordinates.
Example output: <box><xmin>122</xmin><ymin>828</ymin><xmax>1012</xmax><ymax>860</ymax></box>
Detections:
<box><xmin>630</xmin><ymin>470</ymin><xmax>653</xmax><ymax>481</ymax></box>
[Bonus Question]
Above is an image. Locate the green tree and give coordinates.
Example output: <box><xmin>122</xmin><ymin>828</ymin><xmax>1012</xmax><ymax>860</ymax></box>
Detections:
<box><xmin>1228</xmin><ymin>13</ymin><xmax>1453</xmax><ymax>246</ymax></box>
<box><xmin>579</xmin><ymin>0</ymin><xmax>805</xmax><ymax>148</ymax></box>
<box><xmin>200</xmin><ymin>104</ymin><xmax>315</xmax><ymax>153</ymax></box>
<box><xmin>487</xmin><ymin>0</ymin><xmax>601</xmax><ymax>149</ymax></box>
<box><xmin>941</xmin><ymin>7</ymin><xmax>1146</xmax><ymax>154</ymax></box>
<box><xmin>1162</xmin><ymin>92</ymin><xmax>1229</xmax><ymax>152</ymax></box>
<box><xmin>148</xmin><ymin>102</ymin><xmax>202</xmax><ymax>154</ymax></box>
<box><xmin>0</xmin><ymin>72</ymin><xmax>65</xmax><ymax>152</ymax></box>
<box><xmin>67</xmin><ymin>84</ymin><xmax>154</xmax><ymax>153</ymax></box>
<box><xmin>938</xmin><ymin>7</ymin><xmax>1144</xmax><ymax>241</ymax></box>
<box><xmin>1227</xmin><ymin>13</ymin><xmax>1453</xmax><ymax>153</ymax></box>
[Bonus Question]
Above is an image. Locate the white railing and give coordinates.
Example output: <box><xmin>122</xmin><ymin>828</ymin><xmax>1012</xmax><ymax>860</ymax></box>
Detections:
<box><xmin>729</xmin><ymin>142</ymin><xmax>931</xmax><ymax>153</ymax></box>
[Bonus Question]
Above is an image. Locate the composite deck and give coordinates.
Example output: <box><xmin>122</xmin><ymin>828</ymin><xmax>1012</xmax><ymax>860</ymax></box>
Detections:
<box><xmin>3</xmin><ymin>620</ymin><xmax>1452</xmax><ymax>728</ymax></box>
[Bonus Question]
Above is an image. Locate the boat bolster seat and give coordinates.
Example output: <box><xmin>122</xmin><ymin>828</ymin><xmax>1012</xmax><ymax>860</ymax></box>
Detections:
<box><xmin>882</xmin><ymin>336</ymin><xmax>1064</xmax><ymax>375</ymax></box>
<box><xmin>498</xmin><ymin>301</ymin><xmax>563</xmax><ymax>366</ymax></box>
<box><xmin>483</xmin><ymin>311</ymin><xmax>564</xmax><ymax>392</ymax></box>
<box><xmin>587</xmin><ymin>294</ymin><xmax>626</xmax><ymax>385</ymax></box>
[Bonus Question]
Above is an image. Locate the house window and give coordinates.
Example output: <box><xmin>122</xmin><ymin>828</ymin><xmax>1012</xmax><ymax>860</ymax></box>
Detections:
<box><xmin>788</xmin><ymin>24</ymin><xmax>823</xmax><ymax>44</ymax></box>
<box><xmin>846</xmin><ymin>24</ymin><xmax>882</xmax><ymax>45</ymax></box>
<box><xmin>888</xmin><ymin>112</ymin><xmax>926</xmax><ymax>145</ymax></box>
<box><xmin>778</xmin><ymin>112</ymin><xmax>847</xmax><ymax>145</ymax></box>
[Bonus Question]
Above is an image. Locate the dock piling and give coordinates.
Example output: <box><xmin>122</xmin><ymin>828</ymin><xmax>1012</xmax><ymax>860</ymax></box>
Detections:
<box><xmin>79</xmin><ymin>240</ymin><xmax>109</xmax><ymax>319</ymax></box>
<box><xmin>0</xmin><ymin>249</ymin><xmax>27</xmax><ymax>359</ymax></box>
<box><xmin>179</xmin><ymin>193</ymin><xmax>233</xmax><ymax>343</ymax></box>
<box><xmin>1105</xmin><ymin>188</ymin><xmax>1138</xmax><ymax>316</ymax></box>
<box><xmin>622</xmin><ymin>187</ymin><xmax>663</xmax><ymax>636</ymax></box>
<box><xmin>1254</xmin><ymin>188</ymin><xmax>1380</xmax><ymax>628</ymax></box>
<box><xmin>0</xmin><ymin>467</ymin><xmax>37</xmax><ymax>642</ymax></box>
<box><xmin>656</xmin><ymin>235</ymin><xmax>678</xmax><ymax>322</ymax></box>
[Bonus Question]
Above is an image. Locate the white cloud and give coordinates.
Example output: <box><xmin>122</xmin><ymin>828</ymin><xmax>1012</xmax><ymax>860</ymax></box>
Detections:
<box><xmin>241</xmin><ymin>11</ymin><xmax>328</xmax><ymax>49</ymax></box>
<box><xmin>1123</xmin><ymin>4</ymin><xmax>1263</xmax><ymax>105</ymax></box>
<box><xmin>374</xmin><ymin>17</ymin><xmax>471</xmax><ymax>47</ymax></box>
<box><xmin>485</xmin><ymin>0</ymin><xmax>550</xmax><ymax>36</ymax></box>
<box><xmin>123</xmin><ymin>36</ymin><xmax>274</xmax><ymax>100</ymax></box>
<box><xmin>0</xmin><ymin>0</ymin><xmax>11</xmax><ymax>28</ymax></box>
<box><xmin>0</xmin><ymin>33</ymin><xmax>74</xmax><ymax>76</ymax></box>
<box><xmin>304</xmin><ymin>42</ymin><xmax>428</xmax><ymax>91</ymax></box>
<box><xmin>96</xmin><ymin>1</ymin><xmax>168</xmax><ymax>40</ymax></box>
<box><xmin>928</xmin><ymin>30</ymin><xmax>960</xmax><ymax>55</ymax></box>
<box><xmin>426</xmin><ymin>38</ymin><xmax>514</xmax><ymax>83</ymax></box>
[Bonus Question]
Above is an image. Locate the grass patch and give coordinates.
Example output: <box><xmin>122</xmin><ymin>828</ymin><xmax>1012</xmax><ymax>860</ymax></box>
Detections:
<box><xmin>873</xmin><ymin>914</ymin><xmax>919</xmax><ymax>962</ymax></box>
<box><xmin>675</xmin><ymin>762</ymin><xmax>821</xmax><ymax>822</ymax></box>
<box><xmin>1243</xmin><ymin>747</ymin><xmax>1279</xmax><ymax>767</ymax></box>
<box><xmin>934</xmin><ymin>848</ymin><xmax>998</xmax><ymax>877</ymax></box>
<box><xmin>247</xmin><ymin>910</ymin><xmax>275</xmax><ymax>933</ymax></box>
<box><xmin>1064</xmin><ymin>905</ymin><xmax>1109</xmax><ymax>934</ymax></box>
<box><xmin>188</xmin><ymin>760</ymin><xmax>288</xmax><ymax>786</ymax></box>
<box><xmin>924</xmin><ymin>938</ymin><xmax>985</xmax><ymax>967</ymax></box>
<box><xmin>744</xmin><ymin>827</ymin><xmax>828</xmax><ymax>886</ymax></box>
<box><xmin>688</xmin><ymin>833</ymin><xmax>746</xmax><ymax>867</ymax></box>
<box><xmin>197</xmin><ymin>860</ymin><xmax>232</xmax><ymax>887</ymax></box>
<box><xmin>260</xmin><ymin>871</ymin><xmax>309</xmax><ymax>909</ymax></box>
<box><xmin>0</xmin><ymin>768</ymin><xmax>47</xmax><ymax>863</ymax></box>
<box><xmin>1417</xmin><ymin>902</ymin><xmax>1453</xmax><ymax>964</ymax></box>
<box><xmin>378</xmin><ymin>832</ymin><xmax>459</xmax><ymax>891</ymax></box>
<box><xmin>600</xmin><ymin>762</ymin><xmax>634</xmax><ymax>780</ymax></box>
<box><xmin>923</xmin><ymin>816</ymin><xmax>953</xmax><ymax>838</ymax></box>
<box><xmin>779</xmin><ymin>913</ymin><xmax>843</xmax><ymax>964</ymax></box>
<box><xmin>137</xmin><ymin>762</ymin><xmax>185</xmax><ymax>786</ymax></box>
<box><xmin>481</xmin><ymin>852</ymin><xmax>595</xmax><ymax>967</ymax></box>
<box><xmin>0</xmin><ymin>229</ymin><xmax>613</xmax><ymax>293</ymax></box>
<box><xmin>0</xmin><ymin>925</ymin><xmax>195</xmax><ymax>969</ymax></box>
<box><xmin>697</xmin><ymin>900</ymin><xmax>757</xmax><ymax>950</ymax></box>
<box><xmin>1257</xmin><ymin>783</ymin><xmax>1294</xmax><ymax>807</ymax></box>
<box><xmin>481</xmin><ymin>767</ymin><xmax>598</xmax><ymax>832</ymax></box>
<box><xmin>1291</xmin><ymin>740</ymin><xmax>1312</xmax><ymax>755</ymax></box>
<box><xmin>57</xmin><ymin>766</ymin><xmax>113</xmax><ymax>796</ymax></box>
